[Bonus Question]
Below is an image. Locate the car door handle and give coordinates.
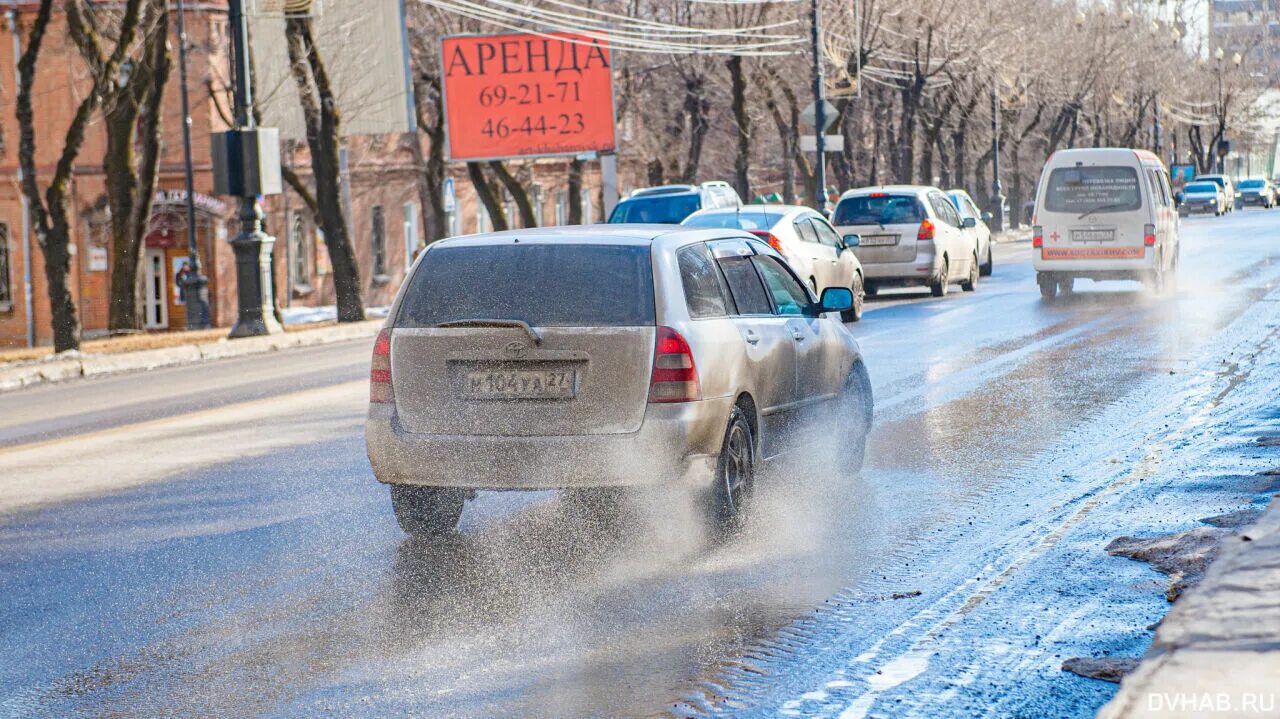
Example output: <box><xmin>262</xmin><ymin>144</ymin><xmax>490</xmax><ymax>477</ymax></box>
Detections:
<box><xmin>745</xmin><ymin>330</ymin><xmax>760</xmax><ymax>345</ymax></box>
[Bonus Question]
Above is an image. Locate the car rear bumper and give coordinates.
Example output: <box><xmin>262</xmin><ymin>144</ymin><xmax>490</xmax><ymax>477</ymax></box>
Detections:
<box><xmin>1033</xmin><ymin>246</ymin><xmax>1156</xmax><ymax>274</ymax></box>
<box><xmin>1181</xmin><ymin>201</ymin><xmax>1218</xmax><ymax>212</ymax></box>
<box><xmin>860</xmin><ymin>252</ymin><xmax>940</xmax><ymax>284</ymax></box>
<box><xmin>365</xmin><ymin>397</ymin><xmax>734</xmax><ymax>490</ymax></box>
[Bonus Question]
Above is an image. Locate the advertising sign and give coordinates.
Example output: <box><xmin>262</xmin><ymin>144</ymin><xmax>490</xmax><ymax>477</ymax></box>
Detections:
<box><xmin>441</xmin><ymin>32</ymin><xmax>617</xmax><ymax>161</ymax></box>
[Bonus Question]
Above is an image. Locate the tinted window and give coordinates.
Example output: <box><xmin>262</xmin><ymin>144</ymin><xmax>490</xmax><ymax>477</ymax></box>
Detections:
<box><xmin>810</xmin><ymin>217</ymin><xmax>844</xmax><ymax>247</ymax></box>
<box><xmin>608</xmin><ymin>194</ymin><xmax>701</xmax><ymax>223</ymax></box>
<box><xmin>833</xmin><ymin>194</ymin><xmax>925</xmax><ymax>225</ymax></box>
<box><xmin>930</xmin><ymin>194</ymin><xmax>959</xmax><ymax>226</ymax></box>
<box><xmin>754</xmin><ymin>255</ymin><xmax>811</xmax><ymax>316</ymax></box>
<box><xmin>398</xmin><ymin>244</ymin><xmax>655</xmax><ymax>328</ymax></box>
<box><xmin>1044</xmin><ymin>166</ymin><xmax>1142</xmax><ymax>213</ymax></box>
<box><xmin>682</xmin><ymin>209</ymin><xmax>783</xmax><ymax>230</ymax></box>
<box><xmin>1239</xmin><ymin>179</ymin><xmax>1266</xmax><ymax>189</ymax></box>
<box><xmin>1184</xmin><ymin>183</ymin><xmax>1218</xmax><ymax>193</ymax></box>
<box><xmin>794</xmin><ymin>219</ymin><xmax>820</xmax><ymax>243</ymax></box>
<box><xmin>677</xmin><ymin>244</ymin><xmax>731</xmax><ymax>318</ymax></box>
<box><xmin>717</xmin><ymin>255</ymin><xmax>772</xmax><ymax>315</ymax></box>
<box><xmin>948</xmin><ymin>193</ymin><xmax>973</xmax><ymax>218</ymax></box>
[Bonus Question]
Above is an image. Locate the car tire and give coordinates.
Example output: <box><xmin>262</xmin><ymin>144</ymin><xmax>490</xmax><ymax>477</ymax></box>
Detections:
<box><xmin>391</xmin><ymin>485</ymin><xmax>466</xmax><ymax>538</ymax></box>
<box><xmin>840</xmin><ymin>361</ymin><xmax>874</xmax><ymax>473</ymax></box>
<box><xmin>960</xmin><ymin>251</ymin><xmax>979</xmax><ymax>292</ymax></box>
<box><xmin>1143</xmin><ymin>260</ymin><xmax>1166</xmax><ymax>296</ymax></box>
<box><xmin>1038</xmin><ymin>272</ymin><xmax>1058</xmax><ymax>301</ymax></box>
<box><xmin>980</xmin><ymin>244</ymin><xmax>993</xmax><ymax>276</ymax></box>
<box><xmin>930</xmin><ymin>259</ymin><xmax>949</xmax><ymax>297</ymax></box>
<box><xmin>1058</xmin><ymin>276</ymin><xmax>1075</xmax><ymax>296</ymax></box>
<box><xmin>708</xmin><ymin>406</ymin><xmax>755</xmax><ymax>534</ymax></box>
<box><xmin>842</xmin><ymin>272</ymin><xmax>865</xmax><ymax>322</ymax></box>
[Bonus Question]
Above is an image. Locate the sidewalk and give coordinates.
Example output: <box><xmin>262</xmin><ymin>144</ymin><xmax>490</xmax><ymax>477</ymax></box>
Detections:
<box><xmin>1099</xmin><ymin>496</ymin><xmax>1280</xmax><ymax>718</ymax></box>
<box><xmin>0</xmin><ymin>318</ymin><xmax>382</xmax><ymax>392</ymax></box>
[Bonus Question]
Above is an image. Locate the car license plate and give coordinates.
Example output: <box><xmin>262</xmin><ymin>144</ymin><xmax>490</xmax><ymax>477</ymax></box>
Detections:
<box><xmin>461</xmin><ymin>369</ymin><xmax>576</xmax><ymax>400</ymax></box>
<box><xmin>1071</xmin><ymin>228</ymin><xmax>1115</xmax><ymax>243</ymax></box>
<box><xmin>860</xmin><ymin>234</ymin><xmax>898</xmax><ymax>247</ymax></box>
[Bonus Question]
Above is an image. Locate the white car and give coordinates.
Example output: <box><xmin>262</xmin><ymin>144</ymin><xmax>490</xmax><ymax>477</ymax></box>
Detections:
<box><xmin>832</xmin><ymin>186</ymin><xmax>981</xmax><ymax>297</ymax></box>
<box><xmin>947</xmin><ymin>189</ymin><xmax>994</xmax><ymax>276</ymax></box>
<box><xmin>1032</xmin><ymin>148</ymin><xmax>1180</xmax><ymax>298</ymax></box>
<box><xmin>682</xmin><ymin>205</ymin><xmax>867</xmax><ymax>321</ymax></box>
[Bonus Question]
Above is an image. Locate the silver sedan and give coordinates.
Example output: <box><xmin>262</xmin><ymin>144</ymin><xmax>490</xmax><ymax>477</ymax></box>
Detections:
<box><xmin>365</xmin><ymin>225</ymin><xmax>874</xmax><ymax>537</ymax></box>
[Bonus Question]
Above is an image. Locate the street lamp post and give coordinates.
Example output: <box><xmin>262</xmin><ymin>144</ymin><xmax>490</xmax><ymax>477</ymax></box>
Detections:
<box><xmin>809</xmin><ymin>0</ymin><xmax>826</xmax><ymax>212</ymax></box>
<box><xmin>990</xmin><ymin>75</ymin><xmax>1005</xmax><ymax>232</ymax></box>
<box><xmin>175</xmin><ymin>0</ymin><xmax>210</xmax><ymax>329</ymax></box>
<box><xmin>222</xmin><ymin>0</ymin><xmax>282</xmax><ymax>338</ymax></box>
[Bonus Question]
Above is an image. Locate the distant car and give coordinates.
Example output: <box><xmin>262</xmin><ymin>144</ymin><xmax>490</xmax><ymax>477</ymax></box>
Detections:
<box><xmin>946</xmin><ymin>189</ymin><xmax>995</xmax><ymax>276</ymax></box>
<box><xmin>1194</xmin><ymin>174</ymin><xmax>1237</xmax><ymax>212</ymax></box>
<box><xmin>607</xmin><ymin>182</ymin><xmax>741</xmax><ymax>224</ymax></box>
<box><xmin>1180</xmin><ymin>181</ymin><xmax>1225</xmax><ymax>216</ymax></box>
<box><xmin>366</xmin><ymin>226</ymin><xmax>874</xmax><ymax>538</ymax></box>
<box><xmin>831</xmin><ymin>185</ymin><xmax>982</xmax><ymax>297</ymax></box>
<box><xmin>1236</xmin><ymin>178</ymin><xmax>1274</xmax><ymax>208</ymax></box>
<box><xmin>1031</xmin><ymin>148</ymin><xmax>1180</xmax><ymax>298</ymax></box>
<box><xmin>682</xmin><ymin>205</ymin><xmax>867</xmax><ymax>321</ymax></box>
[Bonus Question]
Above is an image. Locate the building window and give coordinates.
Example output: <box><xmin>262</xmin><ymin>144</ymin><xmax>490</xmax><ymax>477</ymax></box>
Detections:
<box><xmin>0</xmin><ymin>223</ymin><xmax>11</xmax><ymax>310</ymax></box>
<box><xmin>371</xmin><ymin>205</ymin><xmax>387</xmax><ymax>278</ymax></box>
<box><xmin>402</xmin><ymin>202</ymin><xmax>419</xmax><ymax>273</ymax></box>
<box><xmin>531</xmin><ymin>186</ymin><xmax>544</xmax><ymax>226</ymax></box>
<box><xmin>555</xmin><ymin>191</ymin><xmax>567</xmax><ymax>226</ymax></box>
<box><xmin>581</xmin><ymin>189</ymin><xmax>594</xmax><ymax>224</ymax></box>
<box><xmin>289</xmin><ymin>212</ymin><xmax>311</xmax><ymax>294</ymax></box>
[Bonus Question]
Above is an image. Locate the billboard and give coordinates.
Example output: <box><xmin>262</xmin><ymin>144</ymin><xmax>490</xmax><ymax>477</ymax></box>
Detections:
<box><xmin>441</xmin><ymin>33</ymin><xmax>617</xmax><ymax>161</ymax></box>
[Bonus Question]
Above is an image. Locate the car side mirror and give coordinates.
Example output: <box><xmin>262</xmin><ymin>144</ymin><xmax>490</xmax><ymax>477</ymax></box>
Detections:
<box><xmin>962</xmin><ymin>217</ymin><xmax>977</xmax><ymax>229</ymax></box>
<box><xmin>842</xmin><ymin>233</ymin><xmax>860</xmax><ymax>247</ymax></box>
<box><xmin>981</xmin><ymin>211</ymin><xmax>994</xmax><ymax>223</ymax></box>
<box><xmin>818</xmin><ymin>287</ymin><xmax>854</xmax><ymax>313</ymax></box>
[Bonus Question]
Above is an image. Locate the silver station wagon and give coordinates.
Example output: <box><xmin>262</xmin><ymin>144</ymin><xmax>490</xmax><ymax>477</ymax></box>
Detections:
<box><xmin>366</xmin><ymin>226</ymin><xmax>874</xmax><ymax>537</ymax></box>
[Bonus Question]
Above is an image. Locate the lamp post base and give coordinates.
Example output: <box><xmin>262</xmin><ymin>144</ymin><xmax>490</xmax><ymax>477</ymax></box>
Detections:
<box><xmin>228</xmin><ymin>226</ymin><xmax>282</xmax><ymax>338</ymax></box>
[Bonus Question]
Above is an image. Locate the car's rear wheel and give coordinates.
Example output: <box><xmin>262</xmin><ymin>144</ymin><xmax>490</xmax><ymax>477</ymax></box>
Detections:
<box><xmin>1038</xmin><ymin>272</ymin><xmax>1058</xmax><ymax>300</ymax></box>
<box><xmin>980</xmin><ymin>243</ymin><xmax>993</xmax><ymax>276</ymax></box>
<box><xmin>960</xmin><ymin>251</ymin><xmax>979</xmax><ymax>292</ymax></box>
<box><xmin>840</xmin><ymin>362</ymin><xmax>873</xmax><ymax>472</ymax></box>
<box><xmin>709</xmin><ymin>407</ymin><xmax>755</xmax><ymax>534</ymax></box>
<box><xmin>930</xmin><ymin>259</ymin><xmax>949</xmax><ymax>297</ymax></box>
<box><xmin>842</xmin><ymin>272</ymin><xmax>865</xmax><ymax>322</ymax></box>
<box><xmin>391</xmin><ymin>485</ymin><xmax>465</xmax><ymax>538</ymax></box>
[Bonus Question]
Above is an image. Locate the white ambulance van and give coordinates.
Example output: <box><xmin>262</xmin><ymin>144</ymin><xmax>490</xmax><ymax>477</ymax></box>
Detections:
<box><xmin>1031</xmin><ymin>148</ymin><xmax>1179</xmax><ymax>299</ymax></box>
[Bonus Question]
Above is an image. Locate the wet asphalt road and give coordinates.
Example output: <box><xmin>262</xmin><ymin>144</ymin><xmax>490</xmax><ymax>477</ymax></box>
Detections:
<box><xmin>3</xmin><ymin>210</ymin><xmax>1280</xmax><ymax>718</ymax></box>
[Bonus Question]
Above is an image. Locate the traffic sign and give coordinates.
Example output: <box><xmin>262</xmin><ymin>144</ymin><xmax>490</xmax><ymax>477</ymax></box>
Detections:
<box><xmin>801</xmin><ymin>134</ymin><xmax>844</xmax><ymax>152</ymax></box>
<box><xmin>443</xmin><ymin>177</ymin><xmax>456</xmax><ymax>212</ymax></box>
<box><xmin>800</xmin><ymin>100</ymin><xmax>839</xmax><ymax>132</ymax></box>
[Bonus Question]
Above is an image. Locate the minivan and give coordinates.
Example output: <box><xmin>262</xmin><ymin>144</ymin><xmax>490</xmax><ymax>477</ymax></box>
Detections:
<box><xmin>1031</xmin><ymin>148</ymin><xmax>1179</xmax><ymax>299</ymax></box>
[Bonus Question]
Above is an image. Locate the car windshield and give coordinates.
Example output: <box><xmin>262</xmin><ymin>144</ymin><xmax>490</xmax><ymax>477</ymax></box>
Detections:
<box><xmin>1239</xmin><ymin>179</ymin><xmax>1266</xmax><ymax>189</ymax></box>
<box><xmin>397</xmin><ymin>243</ymin><xmax>656</xmax><ymax>327</ymax></box>
<box><xmin>681</xmin><ymin>209</ymin><xmax>784</xmax><ymax>231</ymax></box>
<box><xmin>1184</xmin><ymin>183</ymin><xmax>1217</xmax><ymax>194</ymax></box>
<box><xmin>832</xmin><ymin>194</ymin><xmax>925</xmax><ymax>225</ymax></box>
<box><xmin>608</xmin><ymin>194</ymin><xmax>701</xmax><ymax>223</ymax></box>
<box><xmin>1043</xmin><ymin>166</ymin><xmax>1142</xmax><ymax>214</ymax></box>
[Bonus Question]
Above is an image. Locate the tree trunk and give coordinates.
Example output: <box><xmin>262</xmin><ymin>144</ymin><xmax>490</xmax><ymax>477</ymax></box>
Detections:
<box><xmin>680</xmin><ymin>74</ymin><xmax>710</xmax><ymax>183</ymax></box>
<box><xmin>413</xmin><ymin>75</ymin><xmax>448</xmax><ymax>243</ymax></box>
<box><xmin>567</xmin><ymin>158</ymin><xmax>584</xmax><ymax>224</ymax></box>
<box><xmin>488</xmin><ymin>161</ymin><xmax>536</xmax><ymax>228</ymax></box>
<box><xmin>728</xmin><ymin>54</ymin><xmax>751</xmax><ymax>200</ymax></box>
<box><xmin>467</xmin><ymin>162</ymin><xmax>508</xmax><ymax>231</ymax></box>
<box><xmin>285</xmin><ymin>16</ymin><xmax>364</xmax><ymax>322</ymax></box>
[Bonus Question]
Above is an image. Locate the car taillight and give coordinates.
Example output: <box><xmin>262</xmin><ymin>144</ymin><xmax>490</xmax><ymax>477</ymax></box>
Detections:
<box><xmin>1032</xmin><ymin>225</ymin><xmax>1043</xmax><ymax>248</ymax></box>
<box><xmin>917</xmin><ymin>218</ymin><xmax>935</xmax><ymax>241</ymax></box>
<box><xmin>370</xmin><ymin>328</ymin><xmax>394</xmax><ymax>404</ymax></box>
<box><xmin>1143</xmin><ymin>224</ymin><xmax>1156</xmax><ymax>247</ymax></box>
<box><xmin>748</xmin><ymin>230</ymin><xmax>785</xmax><ymax>253</ymax></box>
<box><xmin>649</xmin><ymin>326</ymin><xmax>700</xmax><ymax>403</ymax></box>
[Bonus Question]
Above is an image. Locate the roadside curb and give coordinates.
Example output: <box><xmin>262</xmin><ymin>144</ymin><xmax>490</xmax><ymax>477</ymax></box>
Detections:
<box><xmin>1098</xmin><ymin>493</ymin><xmax>1280</xmax><ymax>719</ymax></box>
<box><xmin>0</xmin><ymin>320</ymin><xmax>381</xmax><ymax>393</ymax></box>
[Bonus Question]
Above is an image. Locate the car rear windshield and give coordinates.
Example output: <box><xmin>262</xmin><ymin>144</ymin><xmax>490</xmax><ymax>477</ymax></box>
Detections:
<box><xmin>397</xmin><ymin>243</ymin><xmax>655</xmax><ymax>327</ymax></box>
<box><xmin>608</xmin><ymin>194</ymin><xmax>701</xmax><ymax>224</ymax></box>
<box><xmin>681</xmin><ymin>209</ymin><xmax>783</xmax><ymax>231</ymax></box>
<box><xmin>1239</xmin><ymin>179</ymin><xmax>1266</xmax><ymax>189</ymax></box>
<box><xmin>1184</xmin><ymin>183</ymin><xmax>1218</xmax><ymax>193</ymax></box>
<box><xmin>1043</xmin><ymin>166</ymin><xmax>1142</xmax><ymax>214</ymax></box>
<box><xmin>832</xmin><ymin>195</ymin><xmax>925</xmax><ymax>225</ymax></box>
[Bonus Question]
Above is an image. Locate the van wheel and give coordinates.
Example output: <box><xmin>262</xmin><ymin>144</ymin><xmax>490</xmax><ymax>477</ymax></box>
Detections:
<box><xmin>391</xmin><ymin>485</ymin><xmax>465</xmax><ymax>538</ymax></box>
<box><xmin>842</xmin><ymin>272</ymin><xmax>865</xmax><ymax>322</ymax></box>
<box><xmin>980</xmin><ymin>244</ymin><xmax>994</xmax><ymax>276</ymax></box>
<box><xmin>1038</xmin><ymin>272</ymin><xmax>1058</xmax><ymax>300</ymax></box>
<box><xmin>961</xmin><ymin>251</ymin><xmax>979</xmax><ymax>292</ymax></box>
<box><xmin>1143</xmin><ymin>263</ymin><xmax>1167</xmax><ymax>295</ymax></box>
<box><xmin>930</xmin><ymin>259</ymin><xmax>949</xmax><ymax>297</ymax></box>
<box><xmin>708</xmin><ymin>407</ymin><xmax>755</xmax><ymax>534</ymax></box>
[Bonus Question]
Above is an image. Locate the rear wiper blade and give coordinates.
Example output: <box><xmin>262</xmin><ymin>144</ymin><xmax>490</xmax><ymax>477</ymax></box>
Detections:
<box><xmin>435</xmin><ymin>318</ymin><xmax>543</xmax><ymax>345</ymax></box>
<box><xmin>1077</xmin><ymin>203</ymin><xmax>1126</xmax><ymax>220</ymax></box>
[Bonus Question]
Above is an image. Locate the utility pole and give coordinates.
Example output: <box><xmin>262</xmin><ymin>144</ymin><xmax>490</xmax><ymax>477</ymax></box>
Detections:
<box><xmin>1153</xmin><ymin>94</ymin><xmax>1163</xmax><ymax>160</ymax></box>
<box><xmin>990</xmin><ymin>75</ymin><xmax>1005</xmax><ymax>232</ymax></box>
<box><xmin>810</xmin><ymin>0</ymin><xmax>826</xmax><ymax>212</ymax></box>
<box><xmin>218</xmin><ymin>0</ymin><xmax>282</xmax><ymax>338</ymax></box>
<box><xmin>176</xmin><ymin>0</ymin><xmax>210</xmax><ymax>329</ymax></box>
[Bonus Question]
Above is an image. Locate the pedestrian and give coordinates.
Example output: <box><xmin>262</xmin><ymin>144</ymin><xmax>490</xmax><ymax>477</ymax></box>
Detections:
<box><xmin>174</xmin><ymin>261</ymin><xmax>190</xmax><ymax>305</ymax></box>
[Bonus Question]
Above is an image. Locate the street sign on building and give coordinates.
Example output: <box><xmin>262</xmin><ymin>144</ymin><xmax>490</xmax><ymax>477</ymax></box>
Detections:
<box><xmin>441</xmin><ymin>32</ymin><xmax>617</xmax><ymax>161</ymax></box>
